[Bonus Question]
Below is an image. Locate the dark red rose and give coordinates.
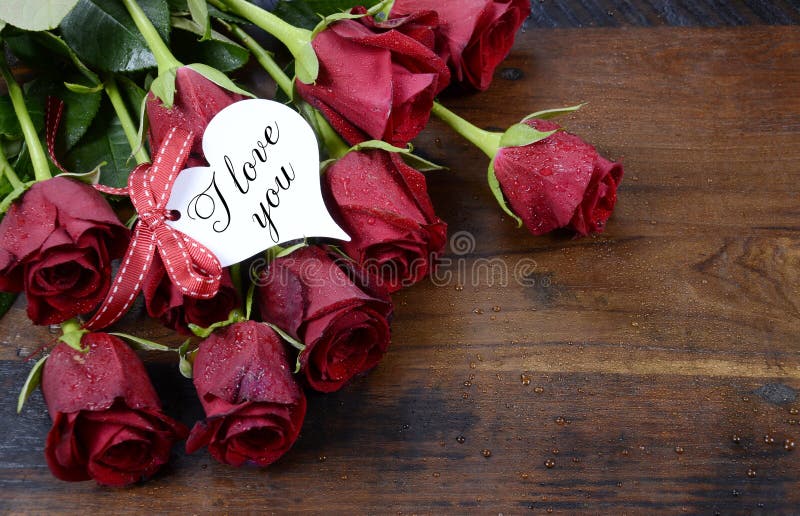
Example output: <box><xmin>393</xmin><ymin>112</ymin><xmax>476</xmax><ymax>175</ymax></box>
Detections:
<box><xmin>258</xmin><ymin>246</ymin><xmax>392</xmax><ymax>393</ymax></box>
<box><xmin>0</xmin><ymin>177</ymin><xmax>129</xmax><ymax>325</ymax></box>
<box><xmin>391</xmin><ymin>0</ymin><xmax>530</xmax><ymax>91</ymax></box>
<box><xmin>141</xmin><ymin>254</ymin><xmax>239</xmax><ymax>334</ymax></box>
<box><xmin>295</xmin><ymin>7</ymin><xmax>450</xmax><ymax>146</ymax></box>
<box><xmin>42</xmin><ymin>332</ymin><xmax>188</xmax><ymax>486</ymax></box>
<box><xmin>493</xmin><ymin>119</ymin><xmax>624</xmax><ymax>236</ymax></box>
<box><xmin>146</xmin><ymin>66</ymin><xmax>245</xmax><ymax>167</ymax></box>
<box><xmin>323</xmin><ymin>149</ymin><xmax>447</xmax><ymax>292</ymax></box>
<box><xmin>186</xmin><ymin>320</ymin><xmax>306</xmax><ymax>467</ymax></box>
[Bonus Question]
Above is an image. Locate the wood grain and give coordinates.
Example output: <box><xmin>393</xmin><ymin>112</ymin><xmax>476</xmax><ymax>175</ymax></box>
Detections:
<box><xmin>1</xmin><ymin>25</ymin><xmax>800</xmax><ymax>514</ymax></box>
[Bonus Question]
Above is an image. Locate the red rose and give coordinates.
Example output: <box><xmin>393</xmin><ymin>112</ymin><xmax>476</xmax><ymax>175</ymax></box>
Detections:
<box><xmin>323</xmin><ymin>149</ymin><xmax>447</xmax><ymax>292</ymax></box>
<box><xmin>391</xmin><ymin>0</ymin><xmax>531</xmax><ymax>91</ymax></box>
<box><xmin>186</xmin><ymin>320</ymin><xmax>306</xmax><ymax>467</ymax></box>
<box><xmin>0</xmin><ymin>177</ymin><xmax>129</xmax><ymax>325</ymax></box>
<box><xmin>494</xmin><ymin>119</ymin><xmax>624</xmax><ymax>236</ymax></box>
<box><xmin>295</xmin><ymin>7</ymin><xmax>450</xmax><ymax>146</ymax></box>
<box><xmin>141</xmin><ymin>254</ymin><xmax>239</xmax><ymax>334</ymax></box>
<box><xmin>258</xmin><ymin>246</ymin><xmax>392</xmax><ymax>393</ymax></box>
<box><xmin>146</xmin><ymin>67</ymin><xmax>245</xmax><ymax>167</ymax></box>
<box><xmin>42</xmin><ymin>333</ymin><xmax>188</xmax><ymax>486</ymax></box>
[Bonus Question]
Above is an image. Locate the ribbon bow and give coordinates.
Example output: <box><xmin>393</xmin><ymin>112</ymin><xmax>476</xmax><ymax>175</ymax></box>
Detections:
<box><xmin>85</xmin><ymin>127</ymin><xmax>222</xmax><ymax>330</ymax></box>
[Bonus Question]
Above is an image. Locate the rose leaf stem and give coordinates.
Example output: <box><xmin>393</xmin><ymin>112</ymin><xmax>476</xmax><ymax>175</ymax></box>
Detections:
<box><xmin>431</xmin><ymin>101</ymin><xmax>502</xmax><ymax>159</ymax></box>
<box><xmin>228</xmin><ymin>24</ymin><xmax>293</xmax><ymax>98</ymax></box>
<box><xmin>213</xmin><ymin>0</ymin><xmax>317</xmax><ymax>84</ymax></box>
<box><xmin>103</xmin><ymin>75</ymin><xmax>149</xmax><ymax>165</ymax></box>
<box><xmin>0</xmin><ymin>144</ymin><xmax>24</xmax><ymax>190</ymax></box>
<box><xmin>120</xmin><ymin>0</ymin><xmax>182</xmax><ymax>75</ymax></box>
<box><xmin>60</xmin><ymin>318</ymin><xmax>82</xmax><ymax>334</ymax></box>
<box><xmin>0</xmin><ymin>49</ymin><xmax>51</xmax><ymax>182</ymax></box>
<box><xmin>229</xmin><ymin>23</ymin><xmax>349</xmax><ymax>159</ymax></box>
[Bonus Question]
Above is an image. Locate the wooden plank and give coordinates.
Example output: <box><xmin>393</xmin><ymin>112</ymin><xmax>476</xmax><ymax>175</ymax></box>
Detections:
<box><xmin>1</xmin><ymin>25</ymin><xmax>799</xmax><ymax>513</ymax></box>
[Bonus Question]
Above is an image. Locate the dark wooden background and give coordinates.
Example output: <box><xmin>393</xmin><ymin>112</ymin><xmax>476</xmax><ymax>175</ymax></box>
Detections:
<box><xmin>2</xmin><ymin>1</ymin><xmax>800</xmax><ymax>514</ymax></box>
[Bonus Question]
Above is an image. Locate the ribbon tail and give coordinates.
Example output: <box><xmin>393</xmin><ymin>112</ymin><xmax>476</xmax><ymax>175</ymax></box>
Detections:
<box><xmin>155</xmin><ymin>225</ymin><xmax>222</xmax><ymax>299</ymax></box>
<box><xmin>45</xmin><ymin>97</ymin><xmax>71</xmax><ymax>175</ymax></box>
<box><xmin>84</xmin><ymin>227</ymin><xmax>156</xmax><ymax>331</ymax></box>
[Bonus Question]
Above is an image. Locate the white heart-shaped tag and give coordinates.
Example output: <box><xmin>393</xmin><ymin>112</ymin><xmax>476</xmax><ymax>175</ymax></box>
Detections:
<box><xmin>165</xmin><ymin>99</ymin><xmax>349</xmax><ymax>267</ymax></box>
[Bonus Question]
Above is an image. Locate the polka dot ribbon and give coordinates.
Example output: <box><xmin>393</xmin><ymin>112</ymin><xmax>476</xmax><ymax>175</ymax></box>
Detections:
<box><xmin>83</xmin><ymin>126</ymin><xmax>222</xmax><ymax>331</ymax></box>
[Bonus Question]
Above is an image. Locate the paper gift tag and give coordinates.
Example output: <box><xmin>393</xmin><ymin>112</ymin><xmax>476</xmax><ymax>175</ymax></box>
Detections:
<box><xmin>165</xmin><ymin>98</ymin><xmax>349</xmax><ymax>267</ymax></box>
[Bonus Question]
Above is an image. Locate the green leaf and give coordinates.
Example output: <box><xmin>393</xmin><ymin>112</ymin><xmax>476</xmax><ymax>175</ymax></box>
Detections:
<box><xmin>178</xmin><ymin>339</ymin><xmax>194</xmax><ymax>378</ymax></box>
<box><xmin>110</xmin><ymin>332</ymin><xmax>172</xmax><ymax>351</ymax></box>
<box><xmin>351</xmin><ymin>140</ymin><xmax>446</xmax><ymax>172</ymax></box>
<box><xmin>0</xmin><ymin>0</ymin><xmax>79</xmax><ymax>31</ymax></box>
<box><xmin>171</xmin><ymin>18</ymin><xmax>249</xmax><ymax>72</ymax></box>
<box><xmin>488</xmin><ymin>159</ymin><xmax>522</xmax><ymax>227</ymax></box>
<box><xmin>56</xmin><ymin>166</ymin><xmax>101</xmax><ymax>185</ymax></box>
<box><xmin>264</xmin><ymin>322</ymin><xmax>305</xmax><ymax>352</ymax></box>
<box><xmin>17</xmin><ymin>354</ymin><xmax>47</xmax><ymax>414</ymax></box>
<box><xmin>0</xmin><ymin>181</ymin><xmax>35</xmax><ymax>214</ymax></box>
<box><xmin>64</xmin><ymin>82</ymin><xmax>104</xmax><ymax>94</ymax></box>
<box><xmin>499</xmin><ymin>124</ymin><xmax>556</xmax><ymax>149</ymax></box>
<box><xmin>149</xmin><ymin>65</ymin><xmax>178</xmax><ymax>107</ymax></box>
<box><xmin>63</xmin><ymin>104</ymin><xmax>134</xmax><ymax>188</ymax></box>
<box><xmin>188</xmin><ymin>309</ymin><xmax>245</xmax><ymax>338</ymax></box>
<box><xmin>0</xmin><ymin>291</ymin><xmax>17</xmax><ymax>319</ymax></box>
<box><xmin>27</xmin><ymin>76</ymin><xmax>103</xmax><ymax>150</ymax></box>
<box><xmin>187</xmin><ymin>0</ymin><xmax>210</xmax><ymax>40</ymax></box>
<box><xmin>60</xmin><ymin>0</ymin><xmax>171</xmax><ymax>72</ymax></box>
<box><xmin>0</xmin><ymin>19</ymin><xmax>6</xmax><ymax>32</ymax></box>
<box><xmin>185</xmin><ymin>63</ymin><xmax>254</xmax><ymax>98</ymax></box>
<box><xmin>3</xmin><ymin>30</ymin><xmax>100</xmax><ymax>86</ymax></box>
<box><xmin>522</xmin><ymin>103</ymin><xmax>586</xmax><ymax>122</ymax></box>
<box><xmin>272</xmin><ymin>0</ymin><xmax>381</xmax><ymax>30</ymax></box>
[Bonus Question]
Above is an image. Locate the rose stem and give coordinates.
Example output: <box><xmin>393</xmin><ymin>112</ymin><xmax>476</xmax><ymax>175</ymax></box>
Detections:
<box><xmin>120</xmin><ymin>0</ymin><xmax>182</xmax><ymax>76</ymax></box>
<box><xmin>431</xmin><ymin>101</ymin><xmax>503</xmax><ymax>159</ymax></box>
<box><xmin>0</xmin><ymin>144</ymin><xmax>24</xmax><ymax>190</ymax></box>
<box><xmin>211</xmin><ymin>0</ymin><xmax>317</xmax><ymax>84</ymax></box>
<box><xmin>103</xmin><ymin>75</ymin><xmax>150</xmax><ymax>165</ymax></box>
<box><xmin>228</xmin><ymin>23</ymin><xmax>349</xmax><ymax>159</ymax></box>
<box><xmin>0</xmin><ymin>49</ymin><xmax>51</xmax><ymax>182</ymax></box>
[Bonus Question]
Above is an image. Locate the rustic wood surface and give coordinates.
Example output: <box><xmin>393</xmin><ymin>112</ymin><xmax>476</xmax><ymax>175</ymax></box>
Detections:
<box><xmin>2</xmin><ymin>23</ymin><xmax>800</xmax><ymax>515</ymax></box>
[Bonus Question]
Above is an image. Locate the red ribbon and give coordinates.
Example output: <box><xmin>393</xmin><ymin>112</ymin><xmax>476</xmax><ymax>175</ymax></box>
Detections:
<box><xmin>84</xmin><ymin>127</ymin><xmax>222</xmax><ymax>330</ymax></box>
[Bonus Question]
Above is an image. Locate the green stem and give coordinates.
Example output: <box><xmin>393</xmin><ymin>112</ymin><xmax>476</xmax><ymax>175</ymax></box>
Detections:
<box><xmin>214</xmin><ymin>0</ymin><xmax>317</xmax><ymax>83</ymax></box>
<box><xmin>228</xmin><ymin>24</ymin><xmax>293</xmax><ymax>98</ymax></box>
<box><xmin>230</xmin><ymin>262</ymin><xmax>243</xmax><ymax>305</ymax></box>
<box><xmin>0</xmin><ymin>50</ymin><xmax>51</xmax><ymax>182</ymax></box>
<box><xmin>104</xmin><ymin>75</ymin><xmax>149</xmax><ymax>165</ymax></box>
<box><xmin>120</xmin><ymin>0</ymin><xmax>182</xmax><ymax>75</ymax></box>
<box><xmin>0</xmin><ymin>145</ymin><xmax>23</xmax><ymax>189</ymax></box>
<box><xmin>431</xmin><ymin>101</ymin><xmax>502</xmax><ymax>159</ymax></box>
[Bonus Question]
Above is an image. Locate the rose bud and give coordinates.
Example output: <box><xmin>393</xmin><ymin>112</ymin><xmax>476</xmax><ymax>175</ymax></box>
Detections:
<box><xmin>391</xmin><ymin>0</ymin><xmax>531</xmax><ymax>91</ymax></box>
<box><xmin>185</xmin><ymin>320</ymin><xmax>306</xmax><ymax>467</ymax></box>
<box><xmin>323</xmin><ymin>149</ymin><xmax>447</xmax><ymax>292</ymax></box>
<box><xmin>42</xmin><ymin>332</ymin><xmax>188</xmax><ymax>487</ymax></box>
<box><xmin>146</xmin><ymin>67</ymin><xmax>245</xmax><ymax>167</ymax></box>
<box><xmin>295</xmin><ymin>7</ymin><xmax>450</xmax><ymax>147</ymax></box>
<box><xmin>141</xmin><ymin>254</ymin><xmax>239</xmax><ymax>334</ymax></box>
<box><xmin>0</xmin><ymin>177</ymin><xmax>129</xmax><ymax>325</ymax></box>
<box><xmin>493</xmin><ymin>119</ymin><xmax>624</xmax><ymax>236</ymax></box>
<box><xmin>258</xmin><ymin>246</ymin><xmax>393</xmax><ymax>393</ymax></box>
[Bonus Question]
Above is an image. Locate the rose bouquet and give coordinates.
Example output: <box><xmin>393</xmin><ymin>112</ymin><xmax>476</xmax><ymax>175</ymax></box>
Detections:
<box><xmin>0</xmin><ymin>0</ymin><xmax>623</xmax><ymax>486</ymax></box>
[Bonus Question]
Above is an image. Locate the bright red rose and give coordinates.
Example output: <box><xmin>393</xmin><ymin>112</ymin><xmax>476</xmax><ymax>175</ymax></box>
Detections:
<box><xmin>323</xmin><ymin>149</ymin><xmax>447</xmax><ymax>292</ymax></box>
<box><xmin>141</xmin><ymin>254</ymin><xmax>239</xmax><ymax>334</ymax></box>
<box><xmin>42</xmin><ymin>333</ymin><xmax>188</xmax><ymax>487</ymax></box>
<box><xmin>258</xmin><ymin>246</ymin><xmax>392</xmax><ymax>393</ymax></box>
<box><xmin>0</xmin><ymin>177</ymin><xmax>129</xmax><ymax>325</ymax></box>
<box><xmin>493</xmin><ymin>119</ymin><xmax>624</xmax><ymax>236</ymax></box>
<box><xmin>391</xmin><ymin>0</ymin><xmax>531</xmax><ymax>91</ymax></box>
<box><xmin>295</xmin><ymin>7</ymin><xmax>450</xmax><ymax>146</ymax></box>
<box><xmin>146</xmin><ymin>66</ymin><xmax>245</xmax><ymax>167</ymax></box>
<box><xmin>186</xmin><ymin>320</ymin><xmax>306</xmax><ymax>467</ymax></box>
